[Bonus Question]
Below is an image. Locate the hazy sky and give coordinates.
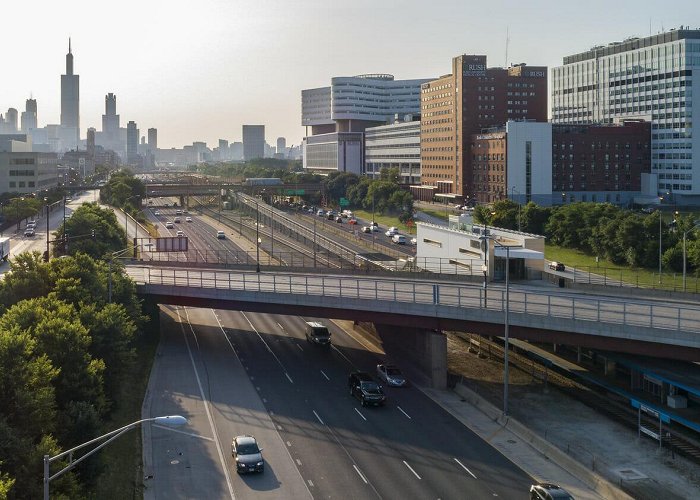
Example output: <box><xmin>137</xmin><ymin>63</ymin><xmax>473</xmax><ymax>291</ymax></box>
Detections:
<box><xmin>2</xmin><ymin>0</ymin><xmax>699</xmax><ymax>149</ymax></box>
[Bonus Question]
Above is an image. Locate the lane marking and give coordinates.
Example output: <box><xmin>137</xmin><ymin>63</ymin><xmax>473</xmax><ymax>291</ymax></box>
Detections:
<box><xmin>179</xmin><ymin>307</ymin><xmax>235</xmax><ymax>499</ymax></box>
<box><xmin>307</xmin><ymin>480</ymin><xmax>314</xmax><ymax>488</ymax></box>
<box><xmin>353</xmin><ymin>465</ymin><xmax>368</xmax><ymax>484</ymax></box>
<box><xmin>397</xmin><ymin>406</ymin><xmax>412</xmax><ymax>419</ymax></box>
<box><xmin>403</xmin><ymin>460</ymin><xmax>421</xmax><ymax>480</ymax></box>
<box><xmin>296</xmin><ymin>458</ymin><xmax>302</xmax><ymax>465</ymax></box>
<box><xmin>454</xmin><ymin>458</ymin><xmax>478</xmax><ymax>479</ymax></box>
<box><xmin>277</xmin><ymin>322</ymin><xmax>288</xmax><ymax>335</ymax></box>
<box><xmin>320</xmin><ymin>370</ymin><xmax>330</xmax><ymax>381</ymax></box>
<box><xmin>241</xmin><ymin>311</ymin><xmax>294</xmax><ymax>384</ymax></box>
<box><xmin>152</xmin><ymin>424</ymin><xmax>215</xmax><ymax>441</ymax></box>
<box><xmin>313</xmin><ymin>410</ymin><xmax>325</xmax><ymax>425</ymax></box>
<box><xmin>354</xmin><ymin>408</ymin><xmax>367</xmax><ymax>421</ymax></box>
<box><xmin>331</xmin><ymin>344</ymin><xmax>355</xmax><ymax>366</ymax></box>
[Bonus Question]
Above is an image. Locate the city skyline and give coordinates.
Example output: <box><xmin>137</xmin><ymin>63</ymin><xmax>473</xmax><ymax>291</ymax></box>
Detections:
<box><xmin>2</xmin><ymin>0</ymin><xmax>699</xmax><ymax>149</ymax></box>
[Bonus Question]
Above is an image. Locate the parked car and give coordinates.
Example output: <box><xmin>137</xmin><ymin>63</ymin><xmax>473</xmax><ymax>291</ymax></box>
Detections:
<box><xmin>392</xmin><ymin>234</ymin><xmax>407</xmax><ymax>245</ymax></box>
<box><xmin>385</xmin><ymin>227</ymin><xmax>399</xmax><ymax>237</ymax></box>
<box><xmin>376</xmin><ymin>364</ymin><xmax>408</xmax><ymax>387</ymax></box>
<box><xmin>231</xmin><ymin>435</ymin><xmax>264</xmax><ymax>474</ymax></box>
<box><xmin>24</xmin><ymin>228</ymin><xmax>35</xmax><ymax>237</ymax></box>
<box><xmin>549</xmin><ymin>261</ymin><xmax>566</xmax><ymax>272</ymax></box>
<box><xmin>348</xmin><ymin>371</ymin><xmax>386</xmax><ymax>407</ymax></box>
<box><xmin>217</xmin><ymin>230</ymin><xmax>226</xmax><ymax>239</ymax></box>
<box><xmin>529</xmin><ymin>483</ymin><xmax>574</xmax><ymax>500</ymax></box>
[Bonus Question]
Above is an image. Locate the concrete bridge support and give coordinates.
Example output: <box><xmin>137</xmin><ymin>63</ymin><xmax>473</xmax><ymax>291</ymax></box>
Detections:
<box><xmin>374</xmin><ymin>324</ymin><xmax>447</xmax><ymax>389</ymax></box>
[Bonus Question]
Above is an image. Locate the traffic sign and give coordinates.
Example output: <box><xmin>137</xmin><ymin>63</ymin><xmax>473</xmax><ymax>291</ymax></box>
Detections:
<box><xmin>339</xmin><ymin>197</ymin><xmax>349</xmax><ymax>207</ymax></box>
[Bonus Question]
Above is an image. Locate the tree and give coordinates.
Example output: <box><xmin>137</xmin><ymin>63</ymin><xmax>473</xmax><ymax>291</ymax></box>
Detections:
<box><xmin>0</xmin><ymin>252</ymin><xmax>52</xmax><ymax>312</ymax></box>
<box><xmin>323</xmin><ymin>172</ymin><xmax>359</xmax><ymax>205</ymax></box>
<box><xmin>520</xmin><ymin>202</ymin><xmax>551</xmax><ymax>235</ymax></box>
<box><xmin>57</xmin><ymin>203</ymin><xmax>126</xmax><ymax>258</ymax></box>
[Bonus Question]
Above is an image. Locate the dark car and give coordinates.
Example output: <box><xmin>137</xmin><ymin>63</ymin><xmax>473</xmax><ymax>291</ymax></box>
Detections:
<box><xmin>348</xmin><ymin>371</ymin><xmax>386</xmax><ymax>406</ymax></box>
<box><xmin>232</xmin><ymin>435</ymin><xmax>264</xmax><ymax>474</ymax></box>
<box><xmin>335</xmin><ymin>216</ymin><xmax>343</xmax><ymax>223</ymax></box>
<box><xmin>529</xmin><ymin>483</ymin><xmax>574</xmax><ymax>500</ymax></box>
<box><xmin>549</xmin><ymin>262</ymin><xmax>566</xmax><ymax>272</ymax></box>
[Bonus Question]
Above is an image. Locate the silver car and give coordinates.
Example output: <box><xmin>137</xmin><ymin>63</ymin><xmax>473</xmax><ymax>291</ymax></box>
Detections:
<box><xmin>376</xmin><ymin>364</ymin><xmax>408</xmax><ymax>387</ymax></box>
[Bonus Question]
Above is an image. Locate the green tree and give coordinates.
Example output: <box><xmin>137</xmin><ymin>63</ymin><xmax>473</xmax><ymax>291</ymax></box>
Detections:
<box><xmin>323</xmin><ymin>172</ymin><xmax>359</xmax><ymax>205</ymax></box>
<box><xmin>520</xmin><ymin>202</ymin><xmax>551</xmax><ymax>235</ymax></box>
<box><xmin>0</xmin><ymin>252</ymin><xmax>52</xmax><ymax>311</ymax></box>
<box><xmin>57</xmin><ymin>203</ymin><xmax>126</xmax><ymax>258</ymax></box>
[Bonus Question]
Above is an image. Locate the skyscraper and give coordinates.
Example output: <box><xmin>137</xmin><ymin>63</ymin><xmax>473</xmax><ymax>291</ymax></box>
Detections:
<box><xmin>127</xmin><ymin>121</ymin><xmax>139</xmax><ymax>164</ymax></box>
<box><xmin>60</xmin><ymin>38</ymin><xmax>80</xmax><ymax>149</ymax></box>
<box><xmin>148</xmin><ymin>128</ymin><xmax>158</xmax><ymax>151</ymax></box>
<box><xmin>276</xmin><ymin>137</ymin><xmax>286</xmax><ymax>156</ymax></box>
<box><xmin>102</xmin><ymin>93</ymin><xmax>120</xmax><ymax>136</ymax></box>
<box><xmin>4</xmin><ymin>108</ymin><xmax>18</xmax><ymax>133</ymax></box>
<box><xmin>242</xmin><ymin>125</ymin><xmax>265</xmax><ymax>161</ymax></box>
<box><xmin>21</xmin><ymin>98</ymin><xmax>37</xmax><ymax>132</ymax></box>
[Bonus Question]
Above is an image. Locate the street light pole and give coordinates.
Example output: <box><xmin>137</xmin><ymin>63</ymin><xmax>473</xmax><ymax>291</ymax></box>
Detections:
<box><xmin>45</xmin><ymin>198</ymin><xmax>50</xmax><ymax>261</ymax></box>
<box><xmin>44</xmin><ymin>415</ymin><xmax>186</xmax><ymax>500</ymax></box>
<box><xmin>683</xmin><ymin>222</ymin><xmax>700</xmax><ymax>292</ymax></box>
<box><xmin>255</xmin><ymin>202</ymin><xmax>260</xmax><ymax>273</ymax></box>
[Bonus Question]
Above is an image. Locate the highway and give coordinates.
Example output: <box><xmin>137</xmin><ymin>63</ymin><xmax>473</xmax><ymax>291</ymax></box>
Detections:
<box><xmin>143</xmin><ymin>305</ymin><xmax>533</xmax><ymax>499</ymax></box>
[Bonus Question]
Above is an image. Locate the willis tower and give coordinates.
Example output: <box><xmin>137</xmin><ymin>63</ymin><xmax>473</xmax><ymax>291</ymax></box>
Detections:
<box><xmin>60</xmin><ymin>38</ymin><xmax>80</xmax><ymax>150</ymax></box>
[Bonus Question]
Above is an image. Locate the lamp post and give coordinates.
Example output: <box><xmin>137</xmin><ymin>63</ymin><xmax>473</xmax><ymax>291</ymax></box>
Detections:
<box><xmin>255</xmin><ymin>201</ymin><xmax>260</xmax><ymax>273</ymax></box>
<box><xmin>561</xmin><ymin>192</ymin><xmax>566</xmax><ymax>205</ymax></box>
<box><xmin>45</xmin><ymin>197</ymin><xmax>50</xmax><ymax>261</ymax></box>
<box><xmin>481</xmin><ymin>263</ymin><xmax>488</xmax><ymax>308</ymax></box>
<box><xmin>480</xmin><ymin>235</ymin><xmax>511</xmax><ymax>416</ymax></box>
<box><xmin>17</xmin><ymin>196</ymin><xmax>25</xmax><ymax>231</ymax></box>
<box><xmin>44</xmin><ymin>415</ymin><xmax>186</xmax><ymax>500</ymax></box>
<box><xmin>313</xmin><ymin>216</ymin><xmax>317</xmax><ymax>267</ymax></box>
<box><xmin>683</xmin><ymin>221</ymin><xmax>700</xmax><ymax>292</ymax></box>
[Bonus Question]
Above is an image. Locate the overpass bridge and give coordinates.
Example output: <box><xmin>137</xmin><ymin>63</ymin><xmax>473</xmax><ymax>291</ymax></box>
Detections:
<box><xmin>126</xmin><ymin>265</ymin><xmax>700</xmax><ymax>386</ymax></box>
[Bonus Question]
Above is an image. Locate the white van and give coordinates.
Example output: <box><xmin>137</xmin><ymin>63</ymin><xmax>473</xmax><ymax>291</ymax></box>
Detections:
<box><xmin>392</xmin><ymin>234</ymin><xmax>407</xmax><ymax>245</ymax></box>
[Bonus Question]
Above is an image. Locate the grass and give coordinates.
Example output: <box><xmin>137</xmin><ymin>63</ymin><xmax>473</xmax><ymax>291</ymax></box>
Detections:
<box><xmin>419</xmin><ymin>208</ymin><xmax>450</xmax><ymax>222</ymax></box>
<box><xmin>88</xmin><ymin>307</ymin><xmax>160</xmax><ymax>499</ymax></box>
<box><xmin>545</xmin><ymin>244</ymin><xmax>700</xmax><ymax>292</ymax></box>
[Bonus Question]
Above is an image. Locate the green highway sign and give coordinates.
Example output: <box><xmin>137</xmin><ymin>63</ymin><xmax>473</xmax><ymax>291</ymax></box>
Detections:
<box><xmin>339</xmin><ymin>197</ymin><xmax>350</xmax><ymax>206</ymax></box>
<box><xmin>284</xmin><ymin>189</ymin><xmax>305</xmax><ymax>195</ymax></box>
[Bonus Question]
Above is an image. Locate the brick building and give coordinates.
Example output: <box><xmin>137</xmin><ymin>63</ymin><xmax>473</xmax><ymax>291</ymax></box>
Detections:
<box><xmin>419</xmin><ymin>55</ymin><xmax>547</xmax><ymax>203</ymax></box>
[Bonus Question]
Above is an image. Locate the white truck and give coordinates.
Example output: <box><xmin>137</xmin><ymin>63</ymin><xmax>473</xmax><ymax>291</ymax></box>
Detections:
<box><xmin>0</xmin><ymin>237</ymin><xmax>10</xmax><ymax>261</ymax></box>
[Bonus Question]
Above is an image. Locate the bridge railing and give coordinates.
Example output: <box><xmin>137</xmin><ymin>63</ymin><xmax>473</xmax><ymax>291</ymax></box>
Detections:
<box><xmin>128</xmin><ymin>267</ymin><xmax>700</xmax><ymax>335</ymax></box>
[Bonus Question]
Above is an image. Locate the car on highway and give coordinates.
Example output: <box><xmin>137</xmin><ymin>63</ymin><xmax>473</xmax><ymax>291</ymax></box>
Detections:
<box><xmin>326</xmin><ymin>211</ymin><xmax>336</xmax><ymax>220</ymax></box>
<box><xmin>173</xmin><ymin>217</ymin><xmax>181</xmax><ymax>223</ymax></box>
<box><xmin>185</xmin><ymin>216</ymin><xmax>192</xmax><ymax>223</ymax></box>
<box><xmin>549</xmin><ymin>261</ymin><xmax>566</xmax><ymax>272</ymax></box>
<box><xmin>183</xmin><ymin>209</ymin><xmax>189</xmax><ymax>214</ymax></box>
<box><xmin>335</xmin><ymin>216</ymin><xmax>343</xmax><ymax>223</ymax></box>
<box><xmin>348</xmin><ymin>218</ymin><xmax>358</xmax><ymax>225</ymax></box>
<box><xmin>24</xmin><ymin>228</ymin><xmax>35</xmax><ymax>237</ymax></box>
<box><xmin>529</xmin><ymin>483</ymin><xmax>574</xmax><ymax>500</ymax></box>
<box><xmin>305</xmin><ymin>321</ymin><xmax>331</xmax><ymax>346</ymax></box>
<box><xmin>216</xmin><ymin>230</ymin><xmax>226</xmax><ymax>239</ymax></box>
<box><xmin>348</xmin><ymin>371</ymin><xmax>386</xmax><ymax>407</ymax></box>
<box><xmin>231</xmin><ymin>435</ymin><xmax>264</xmax><ymax>474</ymax></box>
<box><xmin>316</xmin><ymin>209</ymin><xmax>325</xmax><ymax>216</ymax></box>
<box><xmin>410</xmin><ymin>237</ymin><xmax>417</xmax><ymax>245</ymax></box>
<box><xmin>376</xmin><ymin>364</ymin><xmax>408</xmax><ymax>387</ymax></box>
<box><xmin>154</xmin><ymin>210</ymin><xmax>161</xmax><ymax>216</ymax></box>
<box><xmin>361</xmin><ymin>226</ymin><xmax>372</xmax><ymax>233</ymax></box>
<box><xmin>176</xmin><ymin>230</ymin><xmax>184</xmax><ymax>237</ymax></box>
<box><xmin>165</xmin><ymin>221</ymin><xmax>174</xmax><ymax>229</ymax></box>
<box><xmin>392</xmin><ymin>234</ymin><xmax>407</xmax><ymax>245</ymax></box>
<box><xmin>175</xmin><ymin>209</ymin><xmax>182</xmax><ymax>215</ymax></box>
<box><xmin>385</xmin><ymin>227</ymin><xmax>399</xmax><ymax>237</ymax></box>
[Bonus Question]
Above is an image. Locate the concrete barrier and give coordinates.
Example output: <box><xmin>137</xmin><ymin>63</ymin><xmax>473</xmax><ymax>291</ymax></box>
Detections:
<box><xmin>453</xmin><ymin>382</ymin><xmax>633</xmax><ymax>500</ymax></box>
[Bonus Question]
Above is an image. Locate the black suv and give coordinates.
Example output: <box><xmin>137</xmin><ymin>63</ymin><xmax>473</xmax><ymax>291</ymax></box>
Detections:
<box><xmin>348</xmin><ymin>371</ymin><xmax>386</xmax><ymax>407</ymax></box>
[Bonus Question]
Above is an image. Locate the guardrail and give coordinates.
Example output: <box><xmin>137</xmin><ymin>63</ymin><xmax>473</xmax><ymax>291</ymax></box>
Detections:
<box><xmin>128</xmin><ymin>267</ymin><xmax>700</xmax><ymax>336</ymax></box>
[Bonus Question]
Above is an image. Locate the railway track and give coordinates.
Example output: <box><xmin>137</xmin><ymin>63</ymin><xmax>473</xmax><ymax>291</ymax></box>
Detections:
<box><xmin>452</xmin><ymin>332</ymin><xmax>700</xmax><ymax>463</ymax></box>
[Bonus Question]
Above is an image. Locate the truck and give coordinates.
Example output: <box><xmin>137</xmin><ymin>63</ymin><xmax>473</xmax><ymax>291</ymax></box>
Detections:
<box><xmin>0</xmin><ymin>237</ymin><xmax>10</xmax><ymax>261</ymax></box>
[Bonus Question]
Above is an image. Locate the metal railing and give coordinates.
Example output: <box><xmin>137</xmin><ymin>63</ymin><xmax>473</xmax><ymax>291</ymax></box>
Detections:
<box><xmin>127</xmin><ymin>266</ymin><xmax>700</xmax><ymax>336</ymax></box>
<box><xmin>567</xmin><ymin>265</ymin><xmax>700</xmax><ymax>293</ymax></box>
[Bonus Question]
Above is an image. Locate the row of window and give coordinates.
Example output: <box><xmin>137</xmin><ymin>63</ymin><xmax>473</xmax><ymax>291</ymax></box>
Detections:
<box><xmin>651</xmin><ymin>142</ymin><xmax>692</xmax><ymax>149</ymax></box>
<box><xmin>653</xmin><ymin>132</ymin><xmax>693</xmax><ymax>139</ymax></box>
<box><xmin>422</xmin><ymin>101</ymin><xmax>453</xmax><ymax>110</ymax></box>
<box><xmin>658</xmin><ymin>173</ymin><xmax>692</xmax><ymax>180</ymax></box>
<box><xmin>652</xmin><ymin>152</ymin><xmax>693</xmax><ymax>159</ymax></box>
<box><xmin>8</xmin><ymin>181</ymin><xmax>36</xmax><ymax>188</ymax></box>
<box><xmin>9</xmin><ymin>169</ymin><xmax>35</xmax><ymax>176</ymax></box>
<box><xmin>652</xmin><ymin>163</ymin><xmax>693</xmax><ymax>170</ymax></box>
<box><xmin>659</xmin><ymin>183</ymin><xmax>692</xmax><ymax>190</ymax></box>
<box><xmin>553</xmin><ymin>163</ymin><xmax>637</xmax><ymax>171</ymax></box>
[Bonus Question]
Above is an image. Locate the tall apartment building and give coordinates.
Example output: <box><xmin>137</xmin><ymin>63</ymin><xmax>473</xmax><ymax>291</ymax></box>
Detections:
<box><xmin>552</xmin><ymin>28</ymin><xmax>700</xmax><ymax>201</ymax></box>
<box><xmin>302</xmin><ymin>74</ymin><xmax>432</xmax><ymax>174</ymax></box>
<box><xmin>126</xmin><ymin>121</ymin><xmax>139</xmax><ymax>165</ymax></box>
<box><xmin>242</xmin><ymin>125</ymin><xmax>265</xmax><ymax>161</ymax></box>
<box><xmin>420</xmin><ymin>55</ymin><xmax>547</xmax><ymax>203</ymax></box>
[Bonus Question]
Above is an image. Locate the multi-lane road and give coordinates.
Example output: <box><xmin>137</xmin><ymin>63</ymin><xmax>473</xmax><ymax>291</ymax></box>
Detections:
<box><xmin>144</xmin><ymin>306</ymin><xmax>533</xmax><ymax>499</ymax></box>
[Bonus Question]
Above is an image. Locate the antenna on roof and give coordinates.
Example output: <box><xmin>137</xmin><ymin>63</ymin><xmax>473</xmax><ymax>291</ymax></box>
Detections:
<box><xmin>505</xmin><ymin>26</ymin><xmax>510</xmax><ymax>68</ymax></box>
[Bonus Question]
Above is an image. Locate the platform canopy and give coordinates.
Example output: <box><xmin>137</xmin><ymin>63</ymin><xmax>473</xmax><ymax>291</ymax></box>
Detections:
<box><xmin>494</xmin><ymin>247</ymin><xmax>544</xmax><ymax>260</ymax></box>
